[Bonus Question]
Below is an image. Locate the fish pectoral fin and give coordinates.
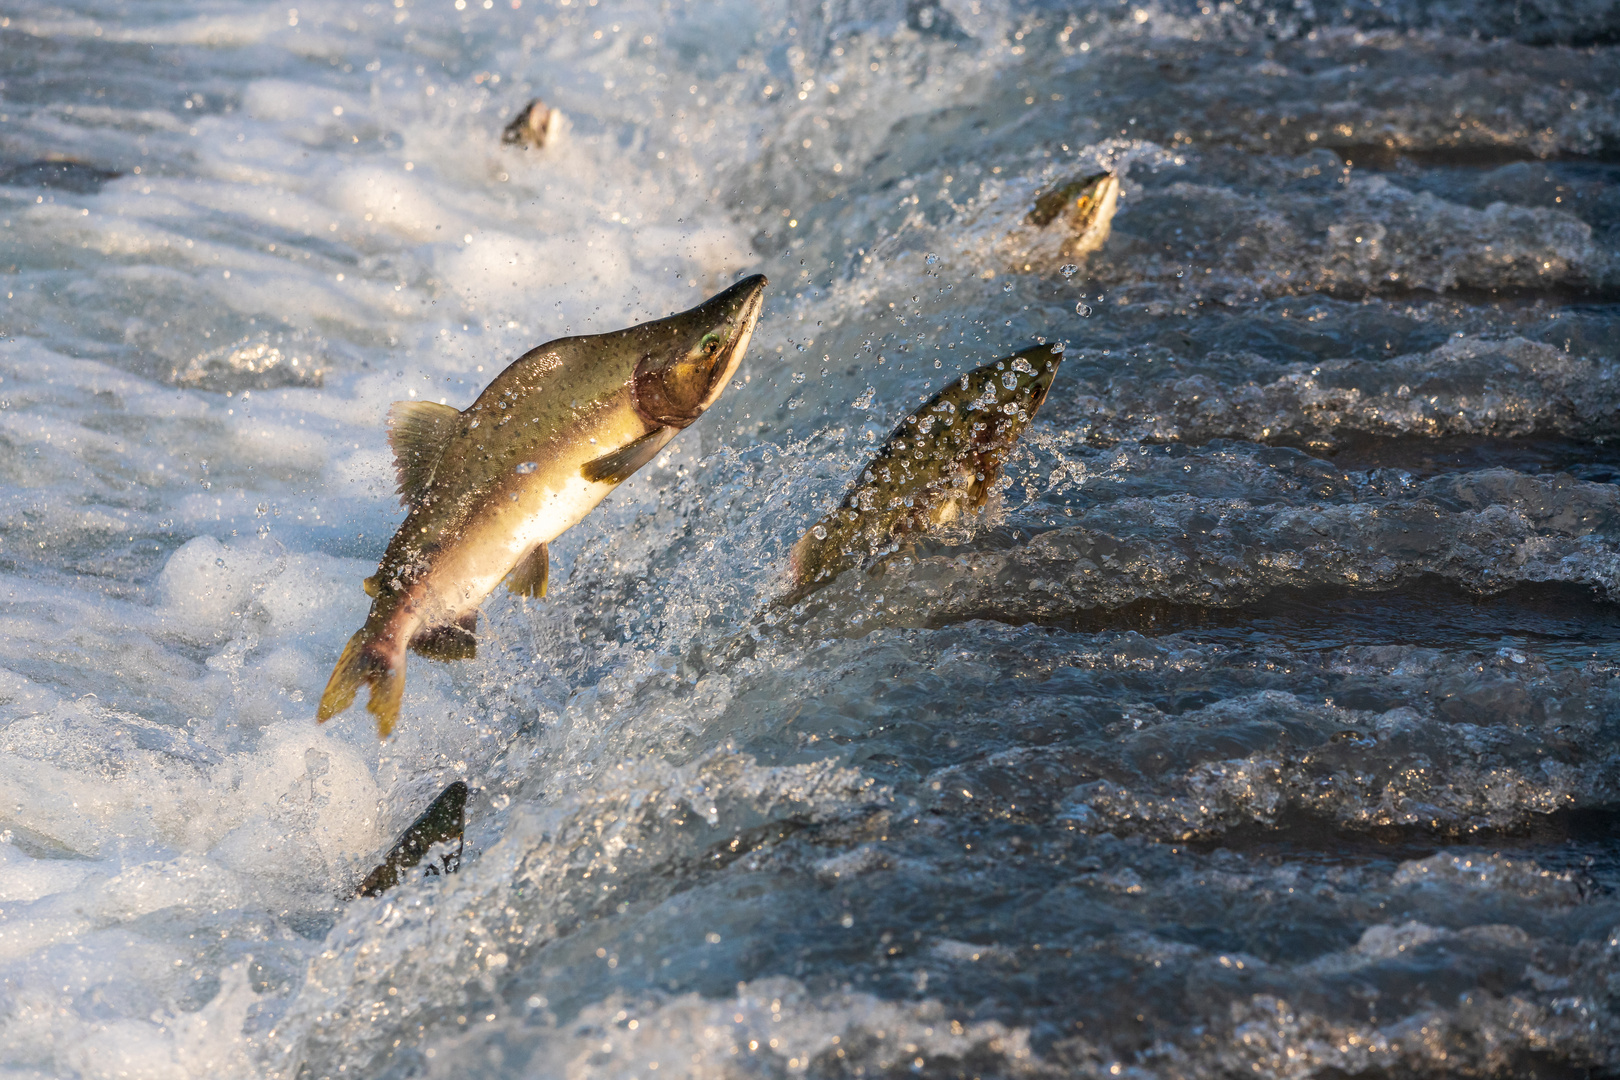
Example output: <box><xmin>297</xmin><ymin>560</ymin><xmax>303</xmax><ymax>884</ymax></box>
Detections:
<box><xmin>409</xmin><ymin>622</ymin><xmax>477</xmax><ymax>661</ymax></box>
<box><xmin>362</xmin><ymin>574</ymin><xmax>380</xmax><ymax>598</ymax></box>
<box><xmin>580</xmin><ymin>427</ymin><xmax>669</xmax><ymax>485</ymax></box>
<box><xmin>387</xmin><ymin>400</ymin><xmax>461</xmax><ymax>508</ymax></box>
<box><xmin>506</xmin><ymin>542</ymin><xmax>549</xmax><ymax>598</ymax></box>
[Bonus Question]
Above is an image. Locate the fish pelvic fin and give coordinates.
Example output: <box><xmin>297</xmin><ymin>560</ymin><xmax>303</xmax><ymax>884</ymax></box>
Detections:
<box><xmin>387</xmin><ymin>400</ymin><xmax>460</xmax><ymax>509</ymax></box>
<box><xmin>506</xmin><ymin>542</ymin><xmax>549</xmax><ymax>598</ymax></box>
<box><xmin>581</xmin><ymin>426</ymin><xmax>669</xmax><ymax>485</ymax></box>
<box><xmin>318</xmin><ymin>629</ymin><xmax>406</xmax><ymax>738</ymax></box>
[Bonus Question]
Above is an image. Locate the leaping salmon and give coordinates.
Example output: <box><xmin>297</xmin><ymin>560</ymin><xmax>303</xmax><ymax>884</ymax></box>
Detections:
<box><xmin>319</xmin><ymin>275</ymin><xmax>768</xmax><ymax>736</ymax></box>
<box><xmin>786</xmin><ymin>341</ymin><xmax>1063</xmax><ymax>602</ymax></box>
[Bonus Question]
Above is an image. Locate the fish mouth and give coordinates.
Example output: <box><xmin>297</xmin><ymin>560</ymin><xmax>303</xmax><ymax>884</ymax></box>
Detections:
<box><xmin>700</xmin><ymin>274</ymin><xmax>768</xmax><ymax>412</ymax></box>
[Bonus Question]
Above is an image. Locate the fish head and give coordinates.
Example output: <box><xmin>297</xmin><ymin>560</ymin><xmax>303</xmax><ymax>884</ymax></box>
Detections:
<box><xmin>1064</xmin><ymin>172</ymin><xmax>1120</xmax><ymax>255</ymax></box>
<box><xmin>1027</xmin><ymin>171</ymin><xmax>1115</xmax><ymax>228</ymax></box>
<box><xmin>633</xmin><ymin>274</ymin><xmax>768</xmax><ymax>428</ymax></box>
<box><xmin>955</xmin><ymin>342</ymin><xmax>1064</xmax><ymax>422</ymax></box>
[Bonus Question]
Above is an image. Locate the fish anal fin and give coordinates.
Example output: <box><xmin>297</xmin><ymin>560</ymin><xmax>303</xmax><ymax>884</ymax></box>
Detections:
<box><xmin>387</xmin><ymin>400</ymin><xmax>461</xmax><ymax>508</ymax></box>
<box><xmin>410</xmin><ymin>622</ymin><xmax>477</xmax><ymax>662</ymax></box>
<box><xmin>581</xmin><ymin>427</ymin><xmax>669</xmax><ymax>485</ymax></box>
<box><xmin>506</xmin><ymin>543</ymin><xmax>549</xmax><ymax>598</ymax></box>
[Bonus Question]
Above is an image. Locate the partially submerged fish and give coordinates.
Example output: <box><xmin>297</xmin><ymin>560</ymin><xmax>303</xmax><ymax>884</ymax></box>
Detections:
<box><xmin>354</xmin><ymin>780</ymin><xmax>467</xmax><ymax>898</ymax></box>
<box><xmin>999</xmin><ymin>171</ymin><xmax>1120</xmax><ymax>273</ymax></box>
<box><xmin>788</xmin><ymin>342</ymin><xmax>1063</xmax><ymax>599</ymax></box>
<box><xmin>501</xmin><ymin>99</ymin><xmax>562</xmax><ymax>149</ymax></box>
<box><xmin>320</xmin><ymin>275</ymin><xmax>768</xmax><ymax>735</ymax></box>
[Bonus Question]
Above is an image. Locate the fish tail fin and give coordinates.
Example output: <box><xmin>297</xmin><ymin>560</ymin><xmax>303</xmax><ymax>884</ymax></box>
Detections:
<box><xmin>366</xmin><ymin>658</ymin><xmax>406</xmax><ymax>738</ymax></box>
<box><xmin>317</xmin><ymin>630</ymin><xmax>372</xmax><ymax>721</ymax></box>
<box><xmin>318</xmin><ymin>630</ymin><xmax>405</xmax><ymax>736</ymax></box>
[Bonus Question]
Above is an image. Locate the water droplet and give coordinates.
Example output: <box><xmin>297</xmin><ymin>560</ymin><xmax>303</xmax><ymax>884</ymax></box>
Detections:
<box><xmin>509</xmin><ymin>492</ymin><xmax>519</xmax><ymax>501</ymax></box>
<box><xmin>215</xmin><ymin>558</ymin><xmax>225</xmax><ymax>567</ymax></box>
<box><xmin>791</xmin><ymin>371</ymin><xmax>806</xmax><ymax>384</ymax></box>
<box><xmin>1002</xmin><ymin>281</ymin><xmax>1014</xmax><ymax>292</ymax></box>
<box><xmin>1050</xmin><ymin>342</ymin><xmax>1065</xmax><ymax>354</ymax></box>
<box><xmin>934</xmin><ymin>359</ymin><xmax>942</xmax><ymax>368</ymax></box>
<box><xmin>1001</xmin><ymin>372</ymin><xmax>1019</xmax><ymax>389</ymax></box>
<box><xmin>1059</xmin><ymin>263</ymin><xmax>1079</xmax><ymax>278</ymax></box>
<box><xmin>925</xmin><ymin>252</ymin><xmax>939</xmax><ymax>265</ymax></box>
<box><xmin>1076</xmin><ymin>303</ymin><xmax>1093</xmax><ymax>317</ymax></box>
<box><xmin>515</xmin><ymin>461</ymin><xmax>538</xmax><ymax>474</ymax></box>
<box><xmin>812</xmin><ymin>524</ymin><xmax>827</xmax><ymax>540</ymax></box>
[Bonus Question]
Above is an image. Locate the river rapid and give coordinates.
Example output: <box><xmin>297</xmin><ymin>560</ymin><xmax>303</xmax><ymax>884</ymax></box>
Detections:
<box><xmin>1</xmin><ymin>0</ymin><xmax>1618</xmax><ymax>1077</ymax></box>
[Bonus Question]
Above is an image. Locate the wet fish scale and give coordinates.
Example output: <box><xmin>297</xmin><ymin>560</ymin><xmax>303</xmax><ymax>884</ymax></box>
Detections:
<box><xmin>788</xmin><ymin>342</ymin><xmax>1064</xmax><ymax>599</ymax></box>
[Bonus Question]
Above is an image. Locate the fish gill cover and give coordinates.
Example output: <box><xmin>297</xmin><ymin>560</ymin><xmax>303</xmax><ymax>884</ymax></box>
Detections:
<box><xmin>0</xmin><ymin>0</ymin><xmax>1618</xmax><ymax>1078</ymax></box>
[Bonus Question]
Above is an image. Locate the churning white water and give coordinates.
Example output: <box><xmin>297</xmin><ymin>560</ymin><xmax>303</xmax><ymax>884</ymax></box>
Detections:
<box><xmin>0</xmin><ymin>0</ymin><xmax>1618</xmax><ymax>1076</ymax></box>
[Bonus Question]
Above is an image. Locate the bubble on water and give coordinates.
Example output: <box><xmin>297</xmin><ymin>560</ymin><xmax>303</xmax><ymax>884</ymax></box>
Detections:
<box><xmin>1059</xmin><ymin>263</ymin><xmax>1079</xmax><ymax>278</ymax></box>
<box><xmin>1077</xmin><ymin>303</ymin><xmax>1093</xmax><ymax>317</ymax></box>
<box><xmin>515</xmin><ymin>461</ymin><xmax>538</xmax><ymax>474</ymax></box>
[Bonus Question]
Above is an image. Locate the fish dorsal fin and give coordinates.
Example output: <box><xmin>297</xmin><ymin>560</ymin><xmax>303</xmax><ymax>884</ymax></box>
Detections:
<box><xmin>386</xmin><ymin>401</ymin><xmax>461</xmax><ymax>508</ymax></box>
<box><xmin>581</xmin><ymin>427</ymin><xmax>669</xmax><ymax>485</ymax></box>
<box><xmin>506</xmin><ymin>542</ymin><xmax>548</xmax><ymax>598</ymax></box>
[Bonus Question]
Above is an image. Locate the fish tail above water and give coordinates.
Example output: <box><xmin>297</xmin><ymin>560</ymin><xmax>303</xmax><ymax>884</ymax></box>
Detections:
<box><xmin>318</xmin><ymin>628</ymin><xmax>406</xmax><ymax>737</ymax></box>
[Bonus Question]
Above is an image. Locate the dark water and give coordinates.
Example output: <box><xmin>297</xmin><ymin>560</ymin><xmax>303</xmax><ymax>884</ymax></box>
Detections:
<box><xmin>0</xmin><ymin>0</ymin><xmax>1617</xmax><ymax>1077</ymax></box>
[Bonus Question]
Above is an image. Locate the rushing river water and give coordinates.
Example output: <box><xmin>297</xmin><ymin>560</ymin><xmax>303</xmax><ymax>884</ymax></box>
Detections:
<box><xmin>2</xmin><ymin>0</ymin><xmax>1619</xmax><ymax>1077</ymax></box>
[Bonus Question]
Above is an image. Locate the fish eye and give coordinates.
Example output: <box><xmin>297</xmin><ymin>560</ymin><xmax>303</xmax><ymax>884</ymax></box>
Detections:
<box><xmin>700</xmin><ymin>331</ymin><xmax>723</xmax><ymax>355</ymax></box>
